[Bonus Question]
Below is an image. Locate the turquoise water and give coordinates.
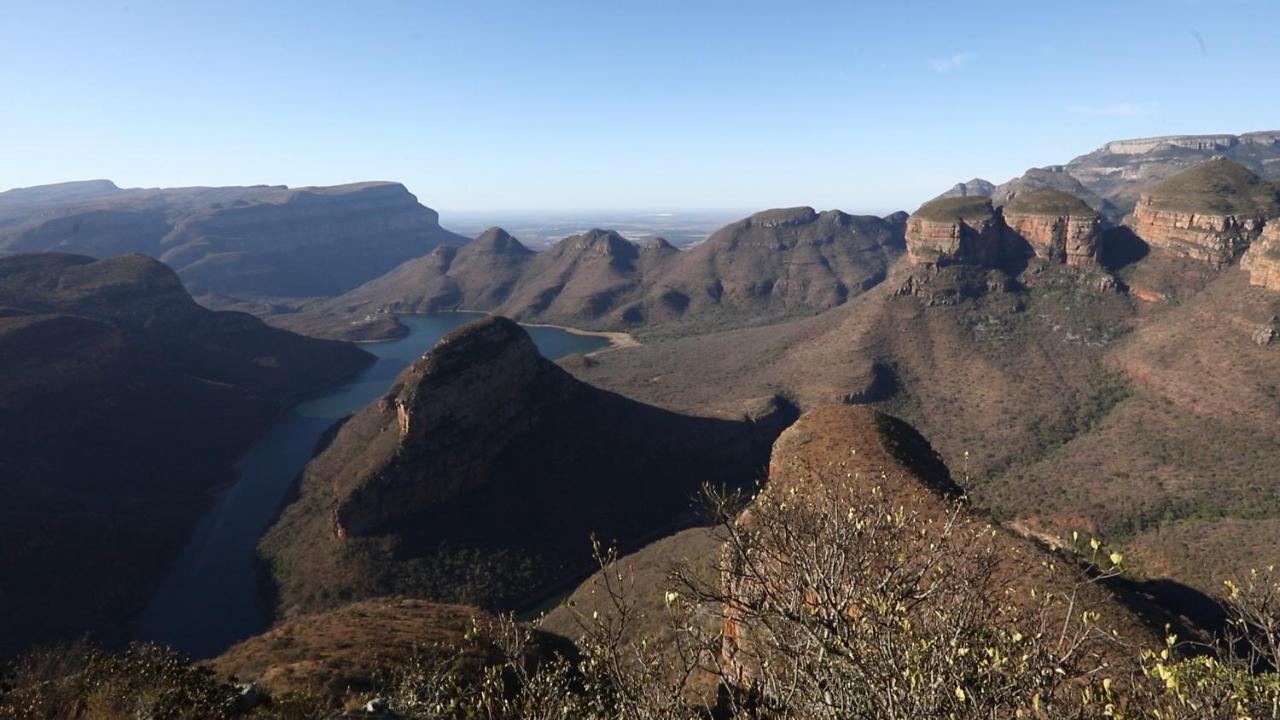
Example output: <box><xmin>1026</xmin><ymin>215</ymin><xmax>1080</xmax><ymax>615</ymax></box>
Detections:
<box><xmin>137</xmin><ymin>314</ymin><xmax>607</xmax><ymax>658</ymax></box>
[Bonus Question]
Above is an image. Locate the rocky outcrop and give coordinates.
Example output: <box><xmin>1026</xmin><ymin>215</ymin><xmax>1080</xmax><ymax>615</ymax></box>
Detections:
<box><xmin>1251</xmin><ymin>316</ymin><xmax>1279</xmax><ymax>347</ymax></box>
<box><xmin>1242</xmin><ymin>221</ymin><xmax>1280</xmax><ymax>291</ymax></box>
<box><xmin>0</xmin><ymin>253</ymin><xmax>372</xmax><ymax>658</ymax></box>
<box><xmin>261</xmin><ymin>316</ymin><xmax>796</xmax><ymax>615</ymax></box>
<box><xmin>904</xmin><ymin>196</ymin><xmax>1004</xmax><ymax>266</ymax></box>
<box><xmin>1129</xmin><ymin>205</ymin><xmax>1266</xmax><ymax>266</ymax></box>
<box><xmin>0</xmin><ymin>180</ymin><xmax>468</xmax><ymax>296</ymax></box>
<box><xmin>1002</xmin><ymin>189</ymin><xmax>1102</xmax><ymax>266</ymax></box>
<box><xmin>1127</xmin><ymin>159</ymin><xmax>1279</xmax><ymax>267</ymax></box>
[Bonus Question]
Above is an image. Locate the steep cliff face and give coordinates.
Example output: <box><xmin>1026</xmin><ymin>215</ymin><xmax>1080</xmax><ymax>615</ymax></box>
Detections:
<box><xmin>0</xmin><ymin>253</ymin><xmax>372</xmax><ymax>658</ymax></box>
<box><xmin>261</xmin><ymin>316</ymin><xmax>795</xmax><ymax>616</ymax></box>
<box><xmin>1129</xmin><ymin>205</ymin><xmax>1267</xmax><ymax>266</ymax></box>
<box><xmin>1126</xmin><ymin>158</ymin><xmax>1279</xmax><ymax>267</ymax></box>
<box><xmin>904</xmin><ymin>196</ymin><xmax>1004</xmax><ymax>266</ymax></box>
<box><xmin>0</xmin><ymin>180</ymin><xmax>467</xmax><ymax>296</ymax></box>
<box><xmin>1002</xmin><ymin>189</ymin><xmax>1102</xmax><ymax>266</ymax></box>
<box><xmin>1242</xmin><ymin>221</ymin><xmax>1280</xmax><ymax>291</ymax></box>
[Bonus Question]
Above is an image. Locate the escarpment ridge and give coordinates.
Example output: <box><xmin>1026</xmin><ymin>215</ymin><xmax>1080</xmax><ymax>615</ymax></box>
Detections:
<box><xmin>0</xmin><ymin>180</ymin><xmax>467</xmax><ymax>296</ymax></box>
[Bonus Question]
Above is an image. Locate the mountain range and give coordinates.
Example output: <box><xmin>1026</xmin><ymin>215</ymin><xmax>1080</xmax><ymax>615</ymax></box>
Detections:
<box><xmin>4</xmin><ymin>131</ymin><xmax>1280</xmax><ymax>714</ymax></box>
<box><xmin>262</xmin><ymin>207</ymin><xmax>906</xmax><ymax>341</ymax></box>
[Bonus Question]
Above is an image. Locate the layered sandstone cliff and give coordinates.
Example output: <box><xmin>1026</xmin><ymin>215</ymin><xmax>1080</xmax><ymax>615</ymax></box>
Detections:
<box><xmin>1127</xmin><ymin>158</ymin><xmax>1278</xmax><ymax>267</ymax></box>
<box><xmin>1002</xmin><ymin>189</ymin><xmax>1102</xmax><ymax>266</ymax></box>
<box><xmin>904</xmin><ymin>196</ymin><xmax>1004</xmax><ymax>266</ymax></box>
<box><xmin>1242</xmin><ymin>221</ymin><xmax>1280</xmax><ymax>291</ymax></box>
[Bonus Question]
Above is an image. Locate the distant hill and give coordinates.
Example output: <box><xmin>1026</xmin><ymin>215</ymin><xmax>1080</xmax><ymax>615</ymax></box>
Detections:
<box><xmin>272</xmin><ymin>207</ymin><xmax>905</xmax><ymax>340</ymax></box>
<box><xmin>0</xmin><ymin>253</ymin><xmax>372</xmax><ymax>657</ymax></box>
<box><xmin>0</xmin><ymin>180</ymin><xmax>468</xmax><ymax>296</ymax></box>
<box><xmin>260</xmin><ymin>316</ymin><xmax>795</xmax><ymax>617</ymax></box>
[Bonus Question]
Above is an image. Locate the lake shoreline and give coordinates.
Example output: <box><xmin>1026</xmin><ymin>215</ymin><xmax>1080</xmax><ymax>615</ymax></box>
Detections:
<box><xmin>356</xmin><ymin>310</ymin><xmax>639</xmax><ymax>354</ymax></box>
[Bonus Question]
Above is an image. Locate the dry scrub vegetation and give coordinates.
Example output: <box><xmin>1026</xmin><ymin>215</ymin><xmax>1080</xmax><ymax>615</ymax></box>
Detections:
<box><xmin>5</xmin><ymin>485</ymin><xmax>1280</xmax><ymax>719</ymax></box>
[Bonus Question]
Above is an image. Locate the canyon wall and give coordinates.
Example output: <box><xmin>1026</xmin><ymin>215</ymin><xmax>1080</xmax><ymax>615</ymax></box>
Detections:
<box><xmin>1243</xmin><ymin>222</ymin><xmax>1280</xmax><ymax>291</ymax></box>
<box><xmin>903</xmin><ymin>197</ymin><xmax>1004</xmax><ymax>266</ymax></box>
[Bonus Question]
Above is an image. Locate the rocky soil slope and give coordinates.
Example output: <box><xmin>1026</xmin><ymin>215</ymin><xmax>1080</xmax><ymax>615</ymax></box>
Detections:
<box><xmin>208</xmin><ymin>599</ymin><xmax>569</xmax><ymax>709</ymax></box>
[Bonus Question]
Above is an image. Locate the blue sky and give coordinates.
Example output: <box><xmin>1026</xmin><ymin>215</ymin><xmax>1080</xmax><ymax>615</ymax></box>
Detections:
<box><xmin>1</xmin><ymin>0</ymin><xmax>1277</xmax><ymax>212</ymax></box>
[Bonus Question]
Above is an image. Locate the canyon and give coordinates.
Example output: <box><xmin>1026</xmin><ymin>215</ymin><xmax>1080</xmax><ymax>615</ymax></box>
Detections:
<box><xmin>4</xmin><ymin>133</ymin><xmax>1280</xmax><ymax>712</ymax></box>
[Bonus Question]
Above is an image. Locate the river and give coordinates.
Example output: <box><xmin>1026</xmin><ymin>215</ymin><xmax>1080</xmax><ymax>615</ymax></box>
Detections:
<box><xmin>137</xmin><ymin>314</ymin><xmax>608</xmax><ymax>659</ymax></box>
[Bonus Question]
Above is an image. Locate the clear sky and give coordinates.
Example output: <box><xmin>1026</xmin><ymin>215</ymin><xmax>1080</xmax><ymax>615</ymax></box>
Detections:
<box><xmin>2</xmin><ymin>0</ymin><xmax>1278</xmax><ymax>212</ymax></box>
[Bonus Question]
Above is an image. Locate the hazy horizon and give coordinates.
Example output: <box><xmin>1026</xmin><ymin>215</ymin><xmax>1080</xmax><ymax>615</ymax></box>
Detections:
<box><xmin>3</xmin><ymin>1</ymin><xmax>1279</xmax><ymax>210</ymax></box>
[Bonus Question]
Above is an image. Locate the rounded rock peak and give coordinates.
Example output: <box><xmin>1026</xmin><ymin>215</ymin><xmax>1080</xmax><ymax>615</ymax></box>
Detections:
<box><xmin>473</xmin><ymin>227</ymin><xmax>531</xmax><ymax>254</ymax></box>
<box><xmin>1003</xmin><ymin>188</ymin><xmax>1096</xmax><ymax>217</ymax></box>
<box><xmin>644</xmin><ymin>236</ymin><xmax>676</xmax><ymax>252</ymax></box>
<box><xmin>1142</xmin><ymin>157</ymin><xmax>1279</xmax><ymax>215</ymax></box>
<box><xmin>562</xmin><ymin>228</ymin><xmax>637</xmax><ymax>257</ymax></box>
<box><xmin>912</xmin><ymin>195</ymin><xmax>995</xmax><ymax>222</ymax></box>
<box><xmin>769</xmin><ymin>405</ymin><xmax>962</xmax><ymax>502</ymax></box>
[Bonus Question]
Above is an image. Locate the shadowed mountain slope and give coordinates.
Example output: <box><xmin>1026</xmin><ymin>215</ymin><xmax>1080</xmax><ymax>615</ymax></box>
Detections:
<box><xmin>0</xmin><ymin>253</ymin><xmax>372</xmax><ymax>658</ymax></box>
<box><xmin>260</xmin><ymin>316</ymin><xmax>795</xmax><ymax>619</ymax></box>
